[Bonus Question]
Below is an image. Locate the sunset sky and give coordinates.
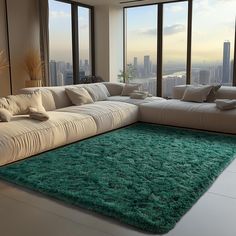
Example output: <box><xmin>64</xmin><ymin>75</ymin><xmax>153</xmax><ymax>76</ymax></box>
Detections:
<box><xmin>49</xmin><ymin>0</ymin><xmax>236</xmax><ymax>66</ymax></box>
<box><xmin>49</xmin><ymin>0</ymin><xmax>90</xmax><ymax>64</ymax></box>
<box><xmin>127</xmin><ymin>0</ymin><xmax>235</xmax><ymax>65</ymax></box>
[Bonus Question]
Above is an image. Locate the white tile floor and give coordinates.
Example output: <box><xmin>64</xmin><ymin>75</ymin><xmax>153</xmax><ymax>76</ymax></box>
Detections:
<box><xmin>1</xmin><ymin>159</ymin><xmax>236</xmax><ymax>236</ymax></box>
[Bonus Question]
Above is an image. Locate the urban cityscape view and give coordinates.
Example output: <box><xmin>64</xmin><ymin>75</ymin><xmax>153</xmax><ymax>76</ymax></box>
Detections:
<box><xmin>49</xmin><ymin>60</ymin><xmax>91</xmax><ymax>86</ymax></box>
<box><xmin>128</xmin><ymin>41</ymin><xmax>234</xmax><ymax>97</ymax></box>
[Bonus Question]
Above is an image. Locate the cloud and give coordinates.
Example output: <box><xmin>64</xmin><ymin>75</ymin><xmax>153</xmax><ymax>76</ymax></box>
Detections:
<box><xmin>50</xmin><ymin>10</ymin><xmax>70</xmax><ymax>18</ymax></box>
<box><xmin>164</xmin><ymin>24</ymin><xmax>186</xmax><ymax>35</ymax></box>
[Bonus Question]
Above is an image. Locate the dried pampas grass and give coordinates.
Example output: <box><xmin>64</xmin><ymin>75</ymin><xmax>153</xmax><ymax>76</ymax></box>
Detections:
<box><xmin>24</xmin><ymin>50</ymin><xmax>43</xmax><ymax>80</ymax></box>
<box><xmin>0</xmin><ymin>50</ymin><xmax>8</xmax><ymax>71</ymax></box>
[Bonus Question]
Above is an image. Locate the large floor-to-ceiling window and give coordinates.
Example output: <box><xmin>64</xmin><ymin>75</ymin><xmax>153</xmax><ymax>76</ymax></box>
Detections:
<box><xmin>162</xmin><ymin>1</ymin><xmax>188</xmax><ymax>98</ymax></box>
<box><xmin>191</xmin><ymin>0</ymin><xmax>235</xmax><ymax>86</ymax></box>
<box><xmin>78</xmin><ymin>6</ymin><xmax>92</xmax><ymax>78</ymax></box>
<box><xmin>124</xmin><ymin>0</ymin><xmax>236</xmax><ymax>97</ymax></box>
<box><xmin>49</xmin><ymin>0</ymin><xmax>73</xmax><ymax>86</ymax></box>
<box><xmin>125</xmin><ymin>5</ymin><xmax>157</xmax><ymax>95</ymax></box>
<box><xmin>49</xmin><ymin>0</ymin><xmax>93</xmax><ymax>86</ymax></box>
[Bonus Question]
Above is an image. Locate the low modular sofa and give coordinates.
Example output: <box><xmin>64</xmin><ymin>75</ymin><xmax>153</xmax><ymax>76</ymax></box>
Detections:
<box><xmin>0</xmin><ymin>82</ymin><xmax>236</xmax><ymax>166</ymax></box>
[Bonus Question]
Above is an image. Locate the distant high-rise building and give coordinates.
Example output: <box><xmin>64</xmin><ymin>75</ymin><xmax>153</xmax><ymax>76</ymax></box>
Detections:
<box><xmin>133</xmin><ymin>57</ymin><xmax>138</xmax><ymax>68</ymax></box>
<box><xmin>199</xmin><ymin>70</ymin><xmax>210</xmax><ymax>84</ymax></box>
<box><xmin>222</xmin><ymin>41</ymin><xmax>230</xmax><ymax>84</ymax></box>
<box><xmin>57</xmin><ymin>72</ymin><xmax>64</xmax><ymax>86</ymax></box>
<box><xmin>133</xmin><ymin>57</ymin><xmax>138</xmax><ymax>77</ymax></box>
<box><xmin>144</xmin><ymin>55</ymin><xmax>151</xmax><ymax>78</ymax></box>
<box><xmin>64</xmin><ymin>71</ymin><xmax>73</xmax><ymax>85</ymax></box>
<box><xmin>230</xmin><ymin>60</ymin><xmax>234</xmax><ymax>83</ymax></box>
<box><xmin>49</xmin><ymin>60</ymin><xmax>57</xmax><ymax>86</ymax></box>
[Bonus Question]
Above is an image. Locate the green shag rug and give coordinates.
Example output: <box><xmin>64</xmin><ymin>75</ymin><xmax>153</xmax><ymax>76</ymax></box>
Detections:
<box><xmin>0</xmin><ymin>123</ymin><xmax>236</xmax><ymax>234</ymax></box>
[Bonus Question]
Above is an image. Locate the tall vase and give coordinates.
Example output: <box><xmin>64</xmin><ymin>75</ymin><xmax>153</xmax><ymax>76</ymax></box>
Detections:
<box><xmin>25</xmin><ymin>80</ymin><xmax>42</xmax><ymax>88</ymax></box>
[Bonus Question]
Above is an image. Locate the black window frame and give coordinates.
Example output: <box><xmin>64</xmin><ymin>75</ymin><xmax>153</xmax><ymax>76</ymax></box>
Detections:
<box><xmin>123</xmin><ymin>0</ymin><xmax>236</xmax><ymax>97</ymax></box>
<box><xmin>52</xmin><ymin>0</ymin><xmax>95</xmax><ymax>85</ymax></box>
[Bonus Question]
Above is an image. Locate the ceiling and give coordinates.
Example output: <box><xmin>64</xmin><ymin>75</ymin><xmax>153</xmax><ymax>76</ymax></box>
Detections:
<box><xmin>77</xmin><ymin>0</ymin><xmax>176</xmax><ymax>7</ymax></box>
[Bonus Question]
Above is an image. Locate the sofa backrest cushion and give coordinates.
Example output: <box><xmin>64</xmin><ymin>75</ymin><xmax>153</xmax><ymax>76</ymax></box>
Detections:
<box><xmin>1</xmin><ymin>91</ymin><xmax>46</xmax><ymax>115</ymax></box>
<box><xmin>65</xmin><ymin>87</ymin><xmax>94</xmax><ymax>105</ymax></box>
<box><xmin>82</xmin><ymin>83</ymin><xmax>110</xmax><ymax>101</ymax></box>
<box><xmin>20</xmin><ymin>88</ymin><xmax>57</xmax><ymax>111</ymax></box>
<box><xmin>181</xmin><ymin>85</ymin><xmax>213</xmax><ymax>103</ymax></box>
<box><xmin>173</xmin><ymin>85</ymin><xmax>236</xmax><ymax>101</ymax></box>
<box><xmin>103</xmin><ymin>82</ymin><xmax>125</xmax><ymax>96</ymax></box>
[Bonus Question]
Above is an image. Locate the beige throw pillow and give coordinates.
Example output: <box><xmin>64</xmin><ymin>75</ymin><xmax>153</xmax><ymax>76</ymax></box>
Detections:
<box><xmin>66</xmin><ymin>87</ymin><xmax>94</xmax><ymax>106</ymax></box>
<box><xmin>0</xmin><ymin>108</ymin><xmax>12</xmax><ymax>122</ymax></box>
<box><xmin>215</xmin><ymin>99</ymin><xmax>236</xmax><ymax>110</ymax></box>
<box><xmin>29</xmin><ymin>107</ymin><xmax>49</xmax><ymax>121</ymax></box>
<box><xmin>121</xmin><ymin>84</ymin><xmax>141</xmax><ymax>96</ymax></box>
<box><xmin>182</xmin><ymin>85</ymin><xmax>213</xmax><ymax>103</ymax></box>
<box><xmin>84</xmin><ymin>84</ymin><xmax>110</xmax><ymax>102</ymax></box>
<box><xmin>5</xmin><ymin>90</ymin><xmax>46</xmax><ymax>115</ymax></box>
<box><xmin>207</xmin><ymin>84</ymin><xmax>222</xmax><ymax>102</ymax></box>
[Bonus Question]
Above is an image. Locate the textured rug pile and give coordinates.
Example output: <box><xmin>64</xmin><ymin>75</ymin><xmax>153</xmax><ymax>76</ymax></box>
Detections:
<box><xmin>0</xmin><ymin>123</ymin><xmax>236</xmax><ymax>234</ymax></box>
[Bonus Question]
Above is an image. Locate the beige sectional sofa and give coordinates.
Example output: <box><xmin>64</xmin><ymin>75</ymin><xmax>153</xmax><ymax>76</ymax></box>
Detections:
<box><xmin>0</xmin><ymin>83</ymin><xmax>163</xmax><ymax>166</ymax></box>
<box><xmin>1</xmin><ymin>82</ymin><xmax>236</xmax><ymax>166</ymax></box>
<box><xmin>140</xmin><ymin>85</ymin><xmax>236</xmax><ymax>134</ymax></box>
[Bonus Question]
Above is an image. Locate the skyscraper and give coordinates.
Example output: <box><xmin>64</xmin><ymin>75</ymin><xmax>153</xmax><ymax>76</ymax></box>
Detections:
<box><xmin>144</xmin><ymin>55</ymin><xmax>151</xmax><ymax>78</ymax></box>
<box><xmin>222</xmin><ymin>41</ymin><xmax>230</xmax><ymax>84</ymax></box>
<box><xmin>133</xmin><ymin>57</ymin><xmax>138</xmax><ymax>77</ymax></box>
<box><xmin>49</xmin><ymin>60</ymin><xmax>57</xmax><ymax>86</ymax></box>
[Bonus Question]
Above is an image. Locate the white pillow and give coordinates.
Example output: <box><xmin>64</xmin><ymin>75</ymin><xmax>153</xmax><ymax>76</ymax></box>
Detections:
<box><xmin>215</xmin><ymin>99</ymin><xmax>236</xmax><ymax>110</ymax></box>
<box><xmin>66</xmin><ymin>87</ymin><xmax>94</xmax><ymax>106</ymax></box>
<box><xmin>84</xmin><ymin>84</ymin><xmax>110</xmax><ymax>101</ymax></box>
<box><xmin>5</xmin><ymin>90</ymin><xmax>46</xmax><ymax>115</ymax></box>
<box><xmin>181</xmin><ymin>85</ymin><xmax>213</xmax><ymax>103</ymax></box>
<box><xmin>121</xmin><ymin>84</ymin><xmax>141</xmax><ymax>96</ymax></box>
<box><xmin>29</xmin><ymin>107</ymin><xmax>49</xmax><ymax>121</ymax></box>
<box><xmin>0</xmin><ymin>108</ymin><xmax>12</xmax><ymax>122</ymax></box>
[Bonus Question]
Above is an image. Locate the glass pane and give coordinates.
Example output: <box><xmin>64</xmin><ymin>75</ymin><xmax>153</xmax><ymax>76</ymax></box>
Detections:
<box><xmin>78</xmin><ymin>7</ymin><xmax>91</xmax><ymax>80</ymax></box>
<box><xmin>126</xmin><ymin>5</ymin><xmax>158</xmax><ymax>96</ymax></box>
<box><xmin>49</xmin><ymin>0</ymin><xmax>73</xmax><ymax>86</ymax></box>
<box><xmin>192</xmin><ymin>0</ymin><xmax>236</xmax><ymax>86</ymax></box>
<box><xmin>162</xmin><ymin>2</ymin><xmax>188</xmax><ymax>98</ymax></box>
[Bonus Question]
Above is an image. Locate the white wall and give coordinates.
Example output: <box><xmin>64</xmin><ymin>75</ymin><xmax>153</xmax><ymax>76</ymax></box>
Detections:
<box><xmin>0</xmin><ymin>0</ymin><xmax>11</xmax><ymax>97</ymax></box>
<box><xmin>94</xmin><ymin>5</ymin><xmax>123</xmax><ymax>82</ymax></box>
<box><xmin>109</xmin><ymin>6</ymin><xmax>123</xmax><ymax>83</ymax></box>
<box><xmin>7</xmin><ymin>0</ymin><xmax>40</xmax><ymax>94</ymax></box>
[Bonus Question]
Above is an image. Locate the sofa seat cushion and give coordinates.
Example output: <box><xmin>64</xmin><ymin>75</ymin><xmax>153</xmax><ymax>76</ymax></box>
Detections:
<box><xmin>107</xmin><ymin>96</ymin><xmax>165</xmax><ymax>105</ymax></box>
<box><xmin>0</xmin><ymin>112</ymin><xmax>97</xmax><ymax>166</ymax></box>
<box><xmin>140</xmin><ymin>99</ymin><xmax>236</xmax><ymax>134</ymax></box>
<box><xmin>56</xmin><ymin>101</ymin><xmax>139</xmax><ymax>134</ymax></box>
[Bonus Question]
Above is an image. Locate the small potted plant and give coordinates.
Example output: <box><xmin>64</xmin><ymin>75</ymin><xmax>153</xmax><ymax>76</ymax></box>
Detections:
<box><xmin>24</xmin><ymin>49</ymin><xmax>43</xmax><ymax>87</ymax></box>
<box><xmin>117</xmin><ymin>64</ymin><xmax>136</xmax><ymax>83</ymax></box>
<box><xmin>0</xmin><ymin>50</ymin><xmax>8</xmax><ymax>73</ymax></box>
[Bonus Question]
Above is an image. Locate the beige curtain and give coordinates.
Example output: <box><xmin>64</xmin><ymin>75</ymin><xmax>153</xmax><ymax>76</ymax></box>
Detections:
<box><xmin>38</xmin><ymin>0</ymin><xmax>49</xmax><ymax>86</ymax></box>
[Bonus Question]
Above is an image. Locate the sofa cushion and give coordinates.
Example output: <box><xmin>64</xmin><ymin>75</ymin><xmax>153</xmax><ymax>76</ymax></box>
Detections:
<box><xmin>207</xmin><ymin>85</ymin><xmax>221</xmax><ymax>102</ymax></box>
<box><xmin>56</xmin><ymin>101</ymin><xmax>139</xmax><ymax>134</ymax></box>
<box><xmin>0</xmin><ymin>108</ymin><xmax>12</xmax><ymax>122</ymax></box>
<box><xmin>4</xmin><ymin>91</ymin><xmax>46</xmax><ymax>115</ymax></box>
<box><xmin>107</xmin><ymin>96</ymin><xmax>165</xmax><ymax>105</ymax></box>
<box><xmin>140</xmin><ymin>99</ymin><xmax>236</xmax><ymax>134</ymax></box>
<box><xmin>215</xmin><ymin>99</ymin><xmax>236</xmax><ymax>110</ymax></box>
<box><xmin>103</xmin><ymin>82</ymin><xmax>125</xmax><ymax>96</ymax></box>
<box><xmin>48</xmin><ymin>87</ymin><xmax>73</xmax><ymax>109</ymax></box>
<box><xmin>181</xmin><ymin>85</ymin><xmax>213</xmax><ymax>103</ymax></box>
<box><xmin>66</xmin><ymin>87</ymin><xmax>94</xmax><ymax>106</ymax></box>
<box><xmin>19</xmin><ymin>88</ymin><xmax>56</xmax><ymax>111</ymax></box>
<box><xmin>0</xmin><ymin>112</ymin><xmax>97</xmax><ymax>166</ymax></box>
<box><xmin>83</xmin><ymin>83</ymin><xmax>110</xmax><ymax>101</ymax></box>
<box><xmin>121</xmin><ymin>84</ymin><xmax>141</xmax><ymax>96</ymax></box>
